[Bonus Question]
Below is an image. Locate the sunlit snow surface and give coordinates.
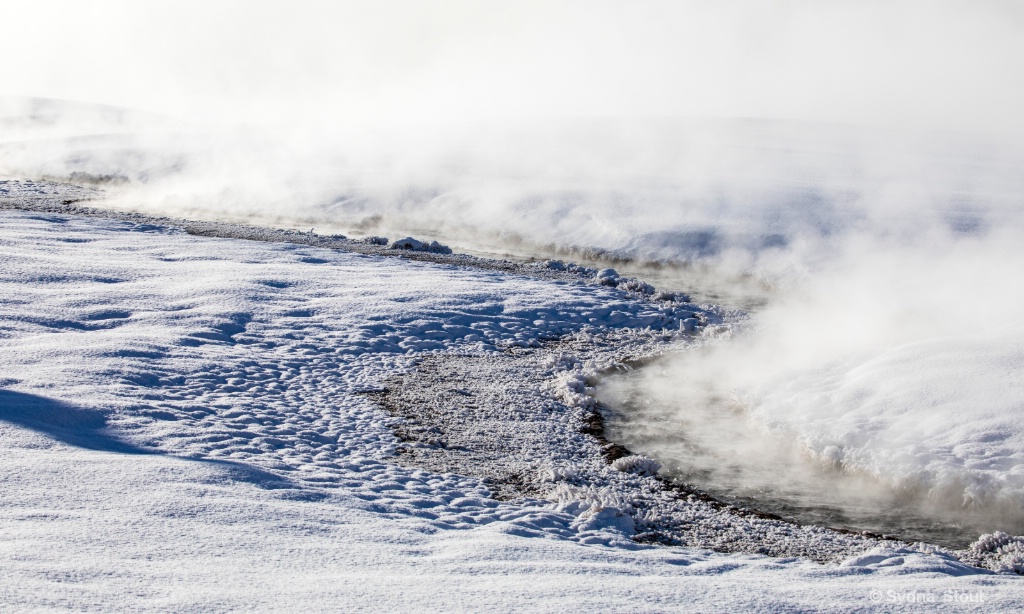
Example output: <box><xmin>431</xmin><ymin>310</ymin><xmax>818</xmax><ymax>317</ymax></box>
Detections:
<box><xmin>1</xmin><ymin>207</ymin><xmax>1021</xmax><ymax>610</ymax></box>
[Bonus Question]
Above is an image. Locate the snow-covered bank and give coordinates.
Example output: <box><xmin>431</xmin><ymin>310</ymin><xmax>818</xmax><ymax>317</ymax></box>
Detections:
<box><xmin>1</xmin><ymin>199</ymin><xmax>1022</xmax><ymax>610</ymax></box>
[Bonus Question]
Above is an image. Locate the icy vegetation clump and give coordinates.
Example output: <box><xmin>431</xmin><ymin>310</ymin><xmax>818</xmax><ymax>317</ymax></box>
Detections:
<box><xmin>539</xmin><ymin>260</ymin><xmax>596</xmax><ymax>276</ymax></box>
<box><xmin>538</xmin><ymin>463</ymin><xmax>578</xmax><ymax>483</ymax></box>
<box><xmin>610</xmin><ymin>455</ymin><xmax>661</xmax><ymax>477</ymax></box>
<box><xmin>389</xmin><ymin>236</ymin><xmax>452</xmax><ymax>254</ymax></box>
<box><xmin>549</xmin><ymin>370</ymin><xmax>596</xmax><ymax>411</ymax></box>
<box><xmin>966</xmin><ymin>532</ymin><xmax>1024</xmax><ymax>574</ymax></box>
<box><xmin>67</xmin><ymin>171</ymin><xmax>130</xmax><ymax>185</ymax></box>
<box><xmin>549</xmin><ymin>484</ymin><xmax>636</xmax><ymax>514</ymax></box>
<box><xmin>678</xmin><ymin>317</ymin><xmax>700</xmax><ymax>332</ymax></box>
<box><xmin>616</xmin><ymin>277</ymin><xmax>655</xmax><ymax>295</ymax></box>
<box><xmin>541</xmin><ymin>352</ymin><xmax>583</xmax><ymax>374</ymax></box>
<box><xmin>362</xmin><ymin>235</ymin><xmax>388</xmax><ymax>245</ymax></box>
<box><xmin>542</xmin><ymin>351</ymin><xmax>603</xmax><ymax>413</ymax></box>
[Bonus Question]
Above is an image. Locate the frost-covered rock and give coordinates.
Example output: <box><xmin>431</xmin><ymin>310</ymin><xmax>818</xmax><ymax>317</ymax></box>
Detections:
<box><xmin>539</xmin><ymin>260</ymin><xmax>599</xmax><ymax>277</ymax></box>
<box><xmin>652</xmin><ymin>290</ymin><xmax>690</xmax><ymax>303</ymax></box>
<box><xmin>595</xmin><ymin>268</ymin><xmax>619</xmax><ymax>286</ymax></box>
<box><xmin>389</xmin><ymin>236</ymin><xmax>453</xmax><ymax>254</ymax></box>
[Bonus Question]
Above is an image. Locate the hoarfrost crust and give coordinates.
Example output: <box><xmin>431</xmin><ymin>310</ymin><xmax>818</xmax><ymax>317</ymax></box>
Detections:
<box><xmin>367</xmin><ymin>334</ymin><xmax>895</xmax><ymax>563</ymax></box>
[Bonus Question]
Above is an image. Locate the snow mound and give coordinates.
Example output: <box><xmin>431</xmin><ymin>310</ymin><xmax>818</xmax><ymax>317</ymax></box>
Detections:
<box><xmin>610</xmin><ymin>455</ymin><xmax>661</xmax><ymax>477</ymax></box>
<box><xmin>547</xmin><ymin>484</ymin><xmax>636</xmax><ymax>535</ymax></box>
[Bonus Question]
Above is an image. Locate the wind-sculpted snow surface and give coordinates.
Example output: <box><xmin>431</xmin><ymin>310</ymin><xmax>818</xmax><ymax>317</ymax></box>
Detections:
<box><xmin>0</xmin><ymin>210</ymin><xmax>684</xmax><ymax>469</ymax></box>
<box><xmin>0</xmin><ymin>203</ymin><xmax>1022</xmax><ymax>610</ymax></box>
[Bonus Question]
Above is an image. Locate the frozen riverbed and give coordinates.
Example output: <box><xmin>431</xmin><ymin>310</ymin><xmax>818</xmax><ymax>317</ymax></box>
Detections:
<box><xmin>1</xmin><ymin>182</ymin><xmax>1022</xmax><ymax>610</ymax></box>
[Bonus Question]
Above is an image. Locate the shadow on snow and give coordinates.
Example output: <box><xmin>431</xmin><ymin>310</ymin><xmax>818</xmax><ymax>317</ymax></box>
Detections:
<box><xmin>0</xmin><ymin>389</ymin><xmax>295</xmax><ymax>491</ymax></box>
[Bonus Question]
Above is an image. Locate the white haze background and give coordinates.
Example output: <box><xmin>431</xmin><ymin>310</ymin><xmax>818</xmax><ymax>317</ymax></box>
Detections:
<box><xmin>4</xmin><ymin>1</ymin><xmax>1024</xmax><ymax>528</ymax></box>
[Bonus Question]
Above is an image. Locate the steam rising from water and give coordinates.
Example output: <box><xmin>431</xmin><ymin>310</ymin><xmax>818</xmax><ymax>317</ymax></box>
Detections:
<box><xmin>598</xmin><ymin>229</ymin><xmax>1024</xmax><ymax>543</ymax></box>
